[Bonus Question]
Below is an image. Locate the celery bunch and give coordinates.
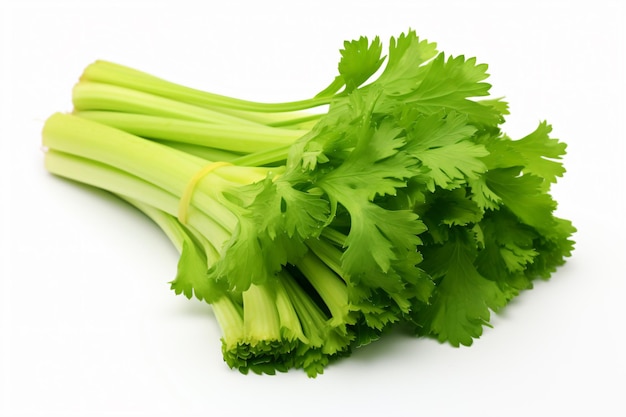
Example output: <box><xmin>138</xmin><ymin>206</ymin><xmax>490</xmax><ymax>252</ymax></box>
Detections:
<box><xmin>43</xmin><ymin>30</ymin><xmax>575</xmax><ymax>376</ymax></box>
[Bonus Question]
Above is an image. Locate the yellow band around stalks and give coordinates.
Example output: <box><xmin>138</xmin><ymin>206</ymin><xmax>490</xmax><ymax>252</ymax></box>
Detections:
<box><xmin>178</xmin><ymin>161</ymin><xmax>232</xmax><ymax>224</ymax></box>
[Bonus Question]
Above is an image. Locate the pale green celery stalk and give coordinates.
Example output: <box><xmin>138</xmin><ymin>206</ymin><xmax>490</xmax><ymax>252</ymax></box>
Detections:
<box><xmin>151</xmin><ymin>141</ymin><xmax>242</xmax><ymax>163</ymax></box>
<box><xmin>305</xmin><ymin>237</ymin><xmax>344</xmax><ymax>278</ymax></box>
<box><xmin>279</xmin><ymin>270</ymin><xmax>353</xmax><ymax>356</ymax></box>
<box><xmin>295</xmin><ymin>252</ymin><xmax>353</xmax><ymax>329</ymax></box>
<box><xmin>73</xmin><ymin>82</ymin><xmax>264</xmax><ymax>127</ymax></box>
<box><xmin>277</xmin><ymin>270</ymin><xmax>325</xmax><ymax>349</ymax></box>
<box><xmin>42</xmin><ymin>113</ymin><xmax>273</xmax><ymax>231</ymax></box>
<box><xmin>231</xmin><ymin>144</ymin><xmax>292</xmax><ymax>167</ymax></box>
<box><xmin>151</xmin><ymin>139</ymin><xmax>289</xmax><ymax>170</ymax></box>
<box><xmin>213</xmin><ymin>296</ymin><xmax>245</xmax><ymax>353</ymax></box>
<box><xmin>74</xmin><ymin>111</ymin><xmax>308</xmax><ymax>153</ymax></box>
<box><xmin>242</xmin><ymin>283</ymin><xmax>283</xmax><ymax>346</ymax></box>
<box><xmin>80</xmin><ymin>60</ymin><xmax>332</xmax><ymax>123</ymax></box>
<box><xmin>44</xmin><ymin>150</ymin><xmax>231</xmax><ymax>248</ymax></box>
<box><xmin>266</xmin><ymin>113</ymin><xmax>324</xmax><ymax>129</ymax></box>
<box><xmin>319</xmin><ymin>227</ymin><xmax>348</xmax><ymax>248</ymax></box>
<box><xmin>272</xmin><ymin>277</ymin><xmax>308</xmax><ymax>343</ymax></box>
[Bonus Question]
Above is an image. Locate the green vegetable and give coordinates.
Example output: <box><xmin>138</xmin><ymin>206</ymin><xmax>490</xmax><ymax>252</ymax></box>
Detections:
<box><xmin>42</xmin><ymin>30</ymin><xmax>575</xmax><ymax>376</ymax></box>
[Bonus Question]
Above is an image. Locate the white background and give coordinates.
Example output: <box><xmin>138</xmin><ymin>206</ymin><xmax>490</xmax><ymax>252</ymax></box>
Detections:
<box><xmin>1</xmin><ymin>0</ymin><xmax>625</xmax><ymax>416</ymax></box>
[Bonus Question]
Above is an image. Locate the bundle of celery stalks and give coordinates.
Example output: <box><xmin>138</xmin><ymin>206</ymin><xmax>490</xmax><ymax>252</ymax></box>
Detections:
<box><xmin>42</xmin><ymin>31</ymin><xmax>575</xmax><ymax>377</ymax></box>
